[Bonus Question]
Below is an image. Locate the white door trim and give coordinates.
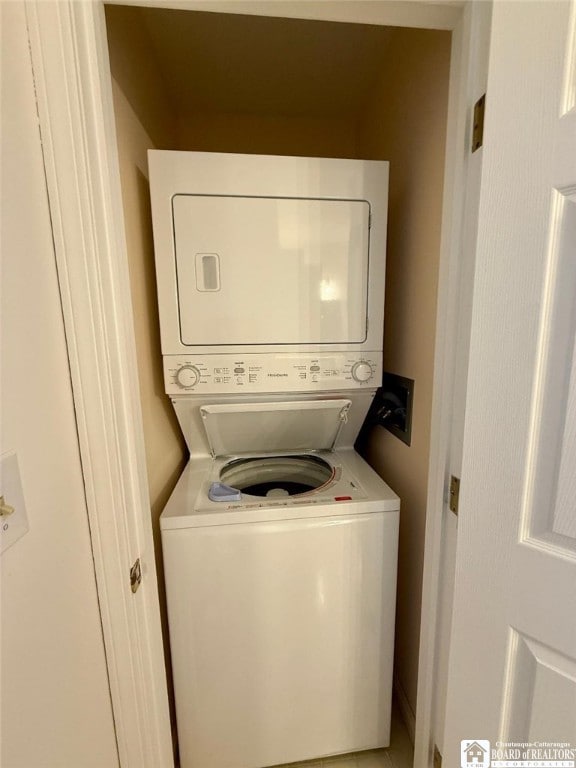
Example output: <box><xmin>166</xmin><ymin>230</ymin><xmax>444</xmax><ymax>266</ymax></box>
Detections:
<box><xmin>414</xmin><ymin>2</ymin><xmax>491</xmax><ymax>763</ymax></box>
<box><xmin>25</xmin><ymin>2</ymin><xmax>173</xmax><ymax>766</ymax></box>
<box><xmin>25</xmin><ymin>1</ymin><xmax>473</xmax><ymax>766</ymax></box>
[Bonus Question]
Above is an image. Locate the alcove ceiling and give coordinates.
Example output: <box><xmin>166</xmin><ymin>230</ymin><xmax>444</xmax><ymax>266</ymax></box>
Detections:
<box><xmin>106</xmin><ymin>5</ymin><xmax>394</xmax><ymax>118</ymax></box>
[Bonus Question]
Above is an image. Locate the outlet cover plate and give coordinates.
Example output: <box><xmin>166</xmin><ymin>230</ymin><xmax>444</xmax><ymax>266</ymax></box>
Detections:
<box><xmin>0</xmin><ymin>452</ymin><xmax>29</xmax><ymax>554</ymax></box>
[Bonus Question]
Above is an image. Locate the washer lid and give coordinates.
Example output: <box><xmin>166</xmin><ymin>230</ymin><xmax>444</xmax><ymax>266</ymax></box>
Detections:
<box><xmin>199</xmin><ymin>399</ymin><xmax>351</xmax><ymax>457</ymax></box>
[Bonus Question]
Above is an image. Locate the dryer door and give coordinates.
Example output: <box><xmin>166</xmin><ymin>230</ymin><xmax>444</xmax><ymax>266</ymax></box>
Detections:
<box><xmin>172</xmin><ymin>195</ymin><xmax>370</xmax><ymax>346</ymax></box>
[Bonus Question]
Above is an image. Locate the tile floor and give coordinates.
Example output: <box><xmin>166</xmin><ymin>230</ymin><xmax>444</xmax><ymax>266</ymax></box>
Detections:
<box><xmin>272</xmin><ymin>704</ymin><xmax>414</xmax><ymax>768</ymax></box>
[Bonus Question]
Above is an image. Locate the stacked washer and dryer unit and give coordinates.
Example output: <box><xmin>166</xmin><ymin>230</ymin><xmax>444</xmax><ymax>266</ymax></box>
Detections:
<box><xmin>149</xmin><ymin>151</ymin><xmax>400</xmax><ymax>768</ymax></box>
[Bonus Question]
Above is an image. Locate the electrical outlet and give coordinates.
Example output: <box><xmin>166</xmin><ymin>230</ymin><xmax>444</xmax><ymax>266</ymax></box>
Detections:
<box><xmin>0</xmin><ymin>452</ymin><xmax>29</xmax><ymax>554</ymax></box>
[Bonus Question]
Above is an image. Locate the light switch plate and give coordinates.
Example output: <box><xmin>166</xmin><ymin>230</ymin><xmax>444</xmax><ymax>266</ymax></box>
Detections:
<box><xmin>0</xmin><ymin>452</ymin><xmax>29</xmax><ymax>554</ymax></box>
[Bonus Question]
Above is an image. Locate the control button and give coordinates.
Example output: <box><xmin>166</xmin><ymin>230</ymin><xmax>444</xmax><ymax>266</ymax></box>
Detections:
<box><xmin>351</xmin><ymin>361</ymin><xmax>373</xmax><ymax>383</ymax></box>
<box><xmin>310</xmin><ymin>365</ymin><xmax>321</xmax><ymax>372</ymax></box>
<box><xmin>234</xmin><ymin>367</ymin><xmax>245</xmax><ymax>374</ymax></box>
<box><xmin>175</xmin><ymin>364</ymin><xmax>200</xmax><ymax>389</ymax></box>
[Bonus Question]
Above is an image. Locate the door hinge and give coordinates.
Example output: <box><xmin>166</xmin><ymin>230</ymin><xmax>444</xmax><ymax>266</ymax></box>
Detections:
<box><xmin>434</xmin><ymin>744</ymin><xmax>443</xmax><ymax>768</ymax></box>
<box><xmin>472</xmin><ymin>94</ymin><xmax>486</xmax><ymax>152</ymax></box>
<box><xmin>449</xmin><ymin>475</ymin><xmax>460</xmax><ymax>515</ymax></box>
<box><xmin>130</xmin><ymin>557</ymin><xmax>142</xmax><ymax>593</ymax></box>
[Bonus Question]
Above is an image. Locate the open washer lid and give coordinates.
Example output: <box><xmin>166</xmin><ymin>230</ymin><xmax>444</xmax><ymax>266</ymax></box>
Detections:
<box><xmin>199</xmin><ymin>399</ymin><xmax>351</xmax><ymax>458</ymax></box>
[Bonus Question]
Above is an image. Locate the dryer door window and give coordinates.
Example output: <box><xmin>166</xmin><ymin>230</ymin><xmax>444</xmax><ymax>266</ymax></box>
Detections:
<box><xmin>172</xmin><ymin>195</ymin><xmax>370</xmax><ymax>346</ymax></box>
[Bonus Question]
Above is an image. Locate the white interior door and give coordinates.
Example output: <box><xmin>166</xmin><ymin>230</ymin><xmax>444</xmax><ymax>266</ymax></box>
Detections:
<box><xmin>444</xmin><ymin>1</ymin><xmax>576</xmax><ymax>763</ymax></box>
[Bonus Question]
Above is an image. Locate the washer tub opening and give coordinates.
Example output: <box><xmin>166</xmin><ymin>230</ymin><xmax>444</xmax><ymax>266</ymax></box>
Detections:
<box><xmin>220</xmin><ymin>454</ymin><xmax>334</xmax><ymax>497</ymax></box>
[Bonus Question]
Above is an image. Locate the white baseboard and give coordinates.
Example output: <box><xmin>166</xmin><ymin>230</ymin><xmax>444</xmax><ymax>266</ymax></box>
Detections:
<box><xmin>394</xmin><ymin>676</ymin><xmax>416</xmax><ymax>746</ymax></box>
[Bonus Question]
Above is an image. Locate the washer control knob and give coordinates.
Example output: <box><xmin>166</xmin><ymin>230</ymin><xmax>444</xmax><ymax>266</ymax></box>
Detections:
<box><xmin>351</xmin><ymin>361</ymin><xmax>373</xmax><ymax>383</ymax></box>
<box><xmin>175</xmin><ymin>365</ymin><xmax>200</xmax><ymax>389</ymax></box>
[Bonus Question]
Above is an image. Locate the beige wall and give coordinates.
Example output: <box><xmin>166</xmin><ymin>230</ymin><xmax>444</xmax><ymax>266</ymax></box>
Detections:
<box><xmin>177</xmin><ymin>111</ymin><xmax>359</xmax><ymax>157</ymax></box>
<box><xmin>112</xmin><ymin>81</ymin><xmax>187</xmax><ymax>555</ymax></box>
<box><xmin>1</xmin><ymin>5</ymin><xmax>119</xmax><ymax>766</ymax></box>
<box><xmin>105</xmin><ymin>5</ymin><xmax>176</xmax><ymax>148</ymax></box>
<box><xmin>358</xmin><ymin>28</ymin><xmax>451</xmax><ymax>715</ymax></box>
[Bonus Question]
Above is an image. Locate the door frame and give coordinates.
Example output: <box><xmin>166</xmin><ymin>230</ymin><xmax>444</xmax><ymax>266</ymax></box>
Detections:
<box><xmin>25</xmin><ymin>3</ymin><xmax>174</xmax><ymax>766</ymax></box>
<box><xmin>24</xmin><ymin>1</ymin><xmax>476</xmax><ymax>766</ymax></box>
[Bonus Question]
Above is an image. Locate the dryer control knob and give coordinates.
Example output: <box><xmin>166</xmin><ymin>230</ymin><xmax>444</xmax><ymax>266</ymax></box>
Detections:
<box><xmin>351</xmin><ymin>361</ymin><xmax>373</xmax><ymax>383</ymax></box>
<box><xmin>175</xmin><ymin>365</ymin><xmax>200</xmax><ymax>389</ymax></box>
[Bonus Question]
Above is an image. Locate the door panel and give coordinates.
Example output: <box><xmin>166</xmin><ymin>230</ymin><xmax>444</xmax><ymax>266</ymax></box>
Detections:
<box><xmin>525</xmin><ymin>191</ymin><xmax>576</xmax><ymax>549</ymax></box>
<box><xmin>504</xmin><ymin>633</ymin><xmax>576</xmax><ymax>743</ymax></box>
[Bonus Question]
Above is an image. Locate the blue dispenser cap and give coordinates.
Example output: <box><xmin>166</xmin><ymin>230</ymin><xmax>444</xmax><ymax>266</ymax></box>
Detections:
<box><xmin>208</xmin><ymin>482</ymin><xmax>242</xmax><ymax>503</ymax></box>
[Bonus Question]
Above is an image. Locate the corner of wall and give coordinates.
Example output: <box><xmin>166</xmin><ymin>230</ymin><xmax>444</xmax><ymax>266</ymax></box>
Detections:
<box><xmin>356</xmin><ymin>27</ymin><xmax>452</xmax><ymax>714</ymax></box>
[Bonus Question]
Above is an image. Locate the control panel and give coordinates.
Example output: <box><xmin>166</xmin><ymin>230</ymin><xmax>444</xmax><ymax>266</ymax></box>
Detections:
<box><xmin>163</xmin><ymin>353</ymin><xmax>382</xmax><ymax>395</ymax></box>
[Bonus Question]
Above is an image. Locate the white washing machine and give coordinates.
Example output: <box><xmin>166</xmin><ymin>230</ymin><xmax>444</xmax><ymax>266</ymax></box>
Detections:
<box><xmin>149</xmin><ymin>151</ymin><xmax>400</xmax><ymax>768</ymax></box>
